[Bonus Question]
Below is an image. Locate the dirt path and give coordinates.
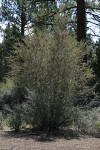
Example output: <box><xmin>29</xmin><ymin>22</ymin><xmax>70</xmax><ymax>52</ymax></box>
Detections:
<box><xmin>0</xmin><ymin>131</ymin><xmax>100</xmax><ymax>150</ymax></box>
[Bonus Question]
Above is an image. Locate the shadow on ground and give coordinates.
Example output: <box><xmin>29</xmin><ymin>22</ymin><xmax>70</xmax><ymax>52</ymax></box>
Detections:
<box><xmin>0</xmin><ymin>128</ymin><xmax>79</xmax><ymax>142</ymax></box>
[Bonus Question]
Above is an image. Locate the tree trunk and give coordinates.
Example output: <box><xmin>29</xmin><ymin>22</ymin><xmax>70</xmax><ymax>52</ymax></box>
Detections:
<box><xmin>21</xmin><ymin>1</ymin><xmax>26</xmax><ymax>36</ymax></box>
<box><xmin>77</xmin><ymin>0</ymin><xmax>86</xmax><ymax>41</ymax></box>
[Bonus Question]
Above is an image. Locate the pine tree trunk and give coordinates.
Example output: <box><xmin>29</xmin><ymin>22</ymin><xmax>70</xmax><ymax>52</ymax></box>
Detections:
<box><xmin>77</xmin><ymin>0</ymin><xmax>86</xmax><ymax>41</ymax></box>
<box><xmin>21</xmin><ymin>1</ymin><xmax>26</xmax><ymax>36</ymax></box>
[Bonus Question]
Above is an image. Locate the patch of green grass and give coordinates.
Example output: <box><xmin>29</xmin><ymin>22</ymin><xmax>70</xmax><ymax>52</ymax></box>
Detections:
<box><xmin>0</xmin><ymin>78</ymin><xmax>14</xmax><ymax>93</ymax></box>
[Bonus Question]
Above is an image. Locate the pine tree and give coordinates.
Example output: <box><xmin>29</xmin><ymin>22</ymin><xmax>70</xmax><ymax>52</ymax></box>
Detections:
<box><xmin>0</xmin><ymin>24</ymin><xmax>21</xmax><ymax>81</ymax></box>
<box><xmin>59</xmin><ymin>0</ymin><xmax>100</xmax><ymax>41</ymax></box>
<box><xmin>1</xmin><ymin>0</ymin><xmax>34</xmax><ymax>36</ymax></box>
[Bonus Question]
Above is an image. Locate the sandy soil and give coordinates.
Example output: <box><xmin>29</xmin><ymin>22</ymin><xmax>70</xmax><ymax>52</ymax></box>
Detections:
<box><xmin>0</xmin><ymin>131</ymin><xmax>100</xmax><ymax>150</ymax></box>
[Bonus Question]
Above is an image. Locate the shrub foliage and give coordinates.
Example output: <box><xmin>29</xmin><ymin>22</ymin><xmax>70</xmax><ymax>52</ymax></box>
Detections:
<box><xmin>10</xmin><ymin>25</ymin><xmax>93</xmax><ymax>130</ymax></box>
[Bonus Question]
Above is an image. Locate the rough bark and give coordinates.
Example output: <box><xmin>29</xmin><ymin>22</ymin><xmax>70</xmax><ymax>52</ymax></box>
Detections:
<box><xmin>77</xmin><ymin>0</ymin><xmax>86</xmax><ymax>41</ymax></box>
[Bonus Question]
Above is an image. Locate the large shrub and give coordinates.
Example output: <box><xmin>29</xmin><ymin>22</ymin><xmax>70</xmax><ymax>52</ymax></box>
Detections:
<box><xmin>10</xmin><ymin>22</ymin><xmax>93</xmax><ymax>130</ymax></box>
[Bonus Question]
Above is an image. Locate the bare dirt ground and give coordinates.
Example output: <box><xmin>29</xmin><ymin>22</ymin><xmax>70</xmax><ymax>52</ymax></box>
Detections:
<box><xmin>0</xmin><ymin>130</ymin><xmax>100</xmax><ymax>150</ymax></box>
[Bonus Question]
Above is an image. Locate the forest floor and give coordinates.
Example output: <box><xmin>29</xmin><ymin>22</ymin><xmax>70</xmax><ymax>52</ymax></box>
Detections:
<box><xmin>0</xmin><ymin>130</ymin><xmax>100</xmax><ymax>150</ymax></box>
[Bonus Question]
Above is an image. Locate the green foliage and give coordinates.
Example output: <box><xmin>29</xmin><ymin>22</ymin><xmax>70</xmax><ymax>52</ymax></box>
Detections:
<box><xmin>0</xmin><ymin>113</ymin><xmax>3</xmax><ymax>130</ymax></box>
<box><xmin>77</xmin><ymin>107</ymin><xmax>100</xmax><ymax>136</ymax></box>
<box><xmin>9</xmin><ymin>18</ymin><xmax>93</xmax><ymax>130</ymax></box>
<box><xmin>93</xmin><ymin>39</ymin><xmax>100</xmax><ymax>77</ymax></box>
<box><xmin>4</xmin><ymin>113</ymin><xmax>21</xmax><ymax>132</ymax></box>
<box><xmin>0</xmin><ymin>24</ymin><xmax>21</xmax><ymax>82</ymax></box>
<box><xmin>92</xmin><ymin>40</ymin><xmax>100</xmax><ymax>107</ymax></box>
<box><xmin>1</xmin><ymin>0</ymin><xmax>57</xmax><ymax>34</ymax></box>
<box><xmin>0</xmin><ymin>78</ymin><xmax>14</xmax><ymax>93</ymax></box>
<box><xmin>0</xmin><ymin>42</ymin><xmax>6</xmax><ymax>81</ymax></box>
<box><xmin>1</xmin><ymin>0</ymin><xmax>32</xmax><ymax>35</ymax></box>
<box><xmin>33</xmin><ymin>1</ymin><xmax>57</xmax><ymax>30</ymax></box>
<box><xmin>95</xmin><ymin>121</ymin><xmax>100</xmax><ymax>130</ymax></box>
<box><xmin>3</xmin><ymin>24</ymin><xmax>21</xmax><ymax>53</ymax></box>
<box><xmin>95</xmin><ymin>120</ymin><xmax>100</xmax><ymax>137</ymax></box>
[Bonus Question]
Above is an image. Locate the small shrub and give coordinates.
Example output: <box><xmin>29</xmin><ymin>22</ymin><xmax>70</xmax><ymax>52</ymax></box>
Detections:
<box><xmin>77</xmin><ymin>108</ymin><xmax>100</xmax><ymax>136</ymax></box>
<box><xmin>95</xmin><ymin>121</ymin><xmax>100</xmax><ymax>137</ymax></box>
<box><xmin>0</xmin><ymin>78</ymin><xmax>14</xmax><ymax>93</ymax></box>
<box><xmin>0</xmin><ymin>113</ymin><xmax>3</xmax><ymax>130</ymax></box>
<box><xmin>20</xmin><ymin>121</ymin><xmax>26</xmax><ymax>129</ymax></box>
<box><xmin>5</xmin><ymin>113</ymin><xmax>22</xmax><ymax>132</ymax></box>
<box><xmin>64</xmin><ymin>129</ymin><xmax>79</xmax><ymax>139</ymax></box>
